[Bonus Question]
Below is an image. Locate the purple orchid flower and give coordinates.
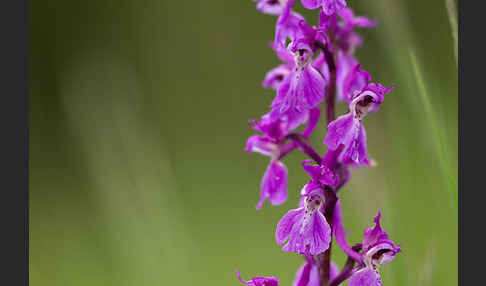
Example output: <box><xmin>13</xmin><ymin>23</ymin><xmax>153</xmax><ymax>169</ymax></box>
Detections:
<box><xmin>276</xmin><ymin>189</ymin><xmax>331</xmax><ymax>255</ymax></box>
<box><xmin>263</xmin><ymin>43</ymin><xmax>295</xmax><ymax>90</ymax></box>
<box><xmin>301</xmin><ymin>0</ymin><xmax>347</xmax><ymax>16</ymax></box>
<box><xmin>246</xmin><ymin>114</ymin><xmax>289</xmax><ymax>209</ymax></box>
<box><xmin>293</xmin><ymin>255</ymin><xmax>339</xmax><ymax>286</ymax></box>
<box><xmin>348</xmin><ymin>213</ymin><xmax>401</xmax><ymax>286</ymax></box>
<box><xmin>254</xmin><ymin>0</ymin><xmax>286</xmax><ymax>15</ymax></box>
<box><xmin>236</xmin><ymin>270</ymin><xmax>279</xmax><ymax>286</ymax></box>
<box><xmin>274</xmin><ymin>0</ymin><xmax>305</xmax><ymax>51</ymax></box>
<box><xmin>324</xmin><ymin>81</ymin><xmax>393</xmax><ymax>167</ymax></box>
<box><xmin>333</xmin><ymin>8</ymin><xmax>376</xmax><ymax>53</ymax></box>
<box><xmin>270</xmin><ymin>39</ymin><xmax>326</xmax><ymax>130</ymax></box>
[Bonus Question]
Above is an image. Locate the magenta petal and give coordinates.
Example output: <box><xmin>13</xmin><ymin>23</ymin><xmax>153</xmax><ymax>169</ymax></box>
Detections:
<box><xmin>343</xmin><ymin>65</ymin><xmax>371</xmax><ymax>104</ymax></box>
<box><xmin>353</xmin><ymin>15</ymin><xmax>377</xmax><ymax>28</ymax></box>
<box><xmin>271</xmin><ymin>65</ymin><xmax>325</xmax><ymax>130</ymax></box>
<box><xmin>293</xmin><ymin>262</ymin><xmax>312</xmax><ymax>286</ymax></box>
<box><xmin>322</xmin><ymin>0</ymin><xmax>346</xmax><ymax>16</ymax></box>
<box><xmin>302</xmin><ymin>160</ymin><xmax>337</xmax><ymax>187</ymax></box>
<box><xmin>257</xmin><ymin>161</ymin><xmax>288</xmax><ymax>209</ymax></box>
<box><xmin>251</xmin><ymin>113</ymin><xmax>288</xmax><ymax>141</ymax></box>
<box><xmin>279</xmin><ymin>207</ymin><xmax>331</xmax><ymax>255</ymax></box>
<box><xmin>274</xmin><ymin>1</ymin><xmax>305</xmax><ymax>50</ymax></box>
<box><xmin>348</xmin><ymin>268</ymin><xmax>382</xmax><ymax>286</ymax></box>
<box><xmin>333</xmin><ymin>200</ymin><xmax>362</xmax><ymax>262</ymax></box>
<box><xmin>293</xmin><ymin>261</ymin><xmax>339</xmax><ymax>286</ymax></box>
<box><xmin>324</xmin><ymin>113</ymin><xmax>370</xmax><ymax>166</ymax></box>
<box><xmin>301</xmin><ymin>0</ymin><xmax>322</xmax><ymax>10</ymax></box>
<box><xmin>236</xmin><ymin>270</ymin><xmax>279</xmax><ymax>286</ymax></box>
<box><xmin>263</xmin><ymin>64</ymin><xmax>292</xmax><ymax>90</ymax></box>
<box><xmin>246</xmin><ymin>135</ymin><xmax>274</xmax><ymax>156</ymax></box>
<box><xmin>303</xmin><ymin>107</ymin><xmax>321</xmax><ymax>137</ymax></box>
<box><xmin>256</xmin><ymin>0</ymin><xmax>284</xmax><ymax>15</ymax></box>
<box><xmin>276</xmin><ymin>208</ymin><xmax>303</xmax><ymax>244</ymax></box>
<box><xmin>362</xmin><ymin>213</ymin><xmax>401</xmax><ymax>265</ymax></box>
<box><xmin>339</xmin><ymin>122</ymin><xmax>369</xmax><ymax>166</ymax></box>
<box><xmin>336</xmin><ymin>52</ymin><xmax>359</xmax><ymax>102</ymax></box>
<box><xmin>324</xmin><ymin>112</ymin><xmax>354</xmax><ymax>150</ymax></box>
<box><xmin>330</xmin><ymin>262</ymin><xmax>339</xmax><ymax>280</ymax></box>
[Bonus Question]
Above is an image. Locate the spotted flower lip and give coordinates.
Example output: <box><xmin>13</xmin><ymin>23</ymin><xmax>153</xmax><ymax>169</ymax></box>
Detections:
<box><xmin>276</xmin><ymin>189</ymin><xmax>331</xmax><ymax>255</ymax></box>
<box><xmin>236</xmin><ymin>270</ymin><xmax>279</xmax><ymax>286</ymax></box>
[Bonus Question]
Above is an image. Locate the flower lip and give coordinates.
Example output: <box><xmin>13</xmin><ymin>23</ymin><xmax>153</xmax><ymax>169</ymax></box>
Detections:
<box><xmin>366</xmin><ymin>241</ymin><xmax>401</xmax><ymax>266</ymax></box>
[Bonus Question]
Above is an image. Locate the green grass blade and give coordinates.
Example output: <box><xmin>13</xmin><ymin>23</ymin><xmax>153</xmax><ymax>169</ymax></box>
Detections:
<box><xmin>409</xmin><ymin>50</ymin><xmax>458</xmax><ymax>215</ymax></box>
<box><xmin>445</xmin><ymin>0</ymin><xmax>458</xmax><ymax>66</ymax></box>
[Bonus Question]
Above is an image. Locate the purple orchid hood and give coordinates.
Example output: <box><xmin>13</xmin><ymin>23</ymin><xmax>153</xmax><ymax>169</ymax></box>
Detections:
<box><xmin>362</xmin><ymin>213</ymin><xmax>401</xmax><ymax>266</ymax></box>
<box><xmin>254</xmin><ymin>0</ymin><xmax>286</xmax><ymax>15</ymax></box>
<box><xmin>324</xmin><ymin>82</ymin><xmax>393</xmax><ymax>166</ymax></box>
<box><xmin>276</xmin><ymin>190</ymin><xmax>331</xmax><ymax>255</ymax></box>
<box><xmin>293</xmin><ymin>258</ymin><xmax>339</xmax><ymax>286</ymax></box>
<box><xmin>236</xmin><ymin>270</ymin><xmax>279</xmax><ymax>286</ymax></box>
<box><xmin>301</xmin><ymin>0</ymin><xmax>347</xmax><ymax>16</ymax></box>
<box><xmin>270</xmin><ymin>41</ymin><xmax>326</xmax><ymax>130</ymax></box>
<box><xmin>302</xmin><ymin>159</ymin><xmax>338</xmax><ymax>187</ymax></box>
<box><xmin>342</xmin><ymin>65</ymin><xmax>371</xmax><ymax>104</ymax></box>
<box><xmin>274</xmin><ymin>0</ymin><xmax>305</xmax><ymax>51</ymax></box>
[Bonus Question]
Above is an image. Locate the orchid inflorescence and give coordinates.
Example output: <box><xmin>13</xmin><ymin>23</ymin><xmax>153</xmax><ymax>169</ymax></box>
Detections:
<box><xmin>237</xmin><ymin>0</ymin><xmax>401</xmax><ymax>285</ymax></box>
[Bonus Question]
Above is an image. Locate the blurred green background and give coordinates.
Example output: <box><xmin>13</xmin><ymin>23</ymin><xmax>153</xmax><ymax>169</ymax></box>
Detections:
<box><xmin>30</xmin><ymin>0</ymin><xmax>457</xmax><ymax>285</ymax></box>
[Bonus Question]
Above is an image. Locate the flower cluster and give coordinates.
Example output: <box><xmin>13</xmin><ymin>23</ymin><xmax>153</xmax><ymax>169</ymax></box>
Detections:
<box><xmin>238</xmin><ymin>0</ymin><xmax>400</xmax><ymax>285</ymax></box>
